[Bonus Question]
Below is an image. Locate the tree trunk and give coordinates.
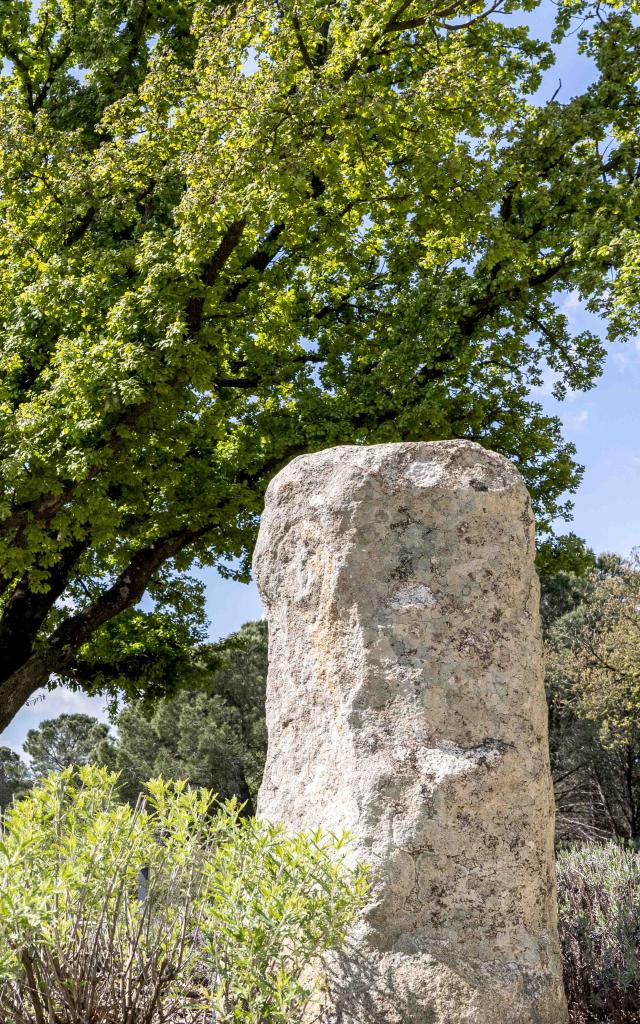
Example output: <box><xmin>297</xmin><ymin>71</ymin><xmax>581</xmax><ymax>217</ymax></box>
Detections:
<box><xmin>0</xmin><ymin>655</ymin><xmax>56</xmax><ymax>734</ymax></box>
<box><xmin>236</xmin><ymin>768</ymin><xmax>255</xmax><ymax>818</ymax></box>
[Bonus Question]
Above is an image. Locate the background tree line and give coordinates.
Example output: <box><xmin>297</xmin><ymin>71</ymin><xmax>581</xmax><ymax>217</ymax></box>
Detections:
<box><xmin>3</xmin><ymin>550</ymin><xmax>638</xmax><ymax>845</ymax></box>
<box><xmin>0</xmin><ymin>621</ymin><xmax>268</xmax><ymax>814</ymax></box>
<box><xmin>543</xmin><ymin>544</ymin><xmax>640</xmax><ymax>845</ymax></box>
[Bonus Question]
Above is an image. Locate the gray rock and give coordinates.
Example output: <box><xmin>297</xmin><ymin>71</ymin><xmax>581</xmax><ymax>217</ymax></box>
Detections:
<box><xmin>254</xmin><ymin>441</ymin><xmax>568</xmax><ymax>1023</ymax></box>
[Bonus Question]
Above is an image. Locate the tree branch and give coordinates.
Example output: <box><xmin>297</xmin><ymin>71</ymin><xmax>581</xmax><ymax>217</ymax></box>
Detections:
<box><xmin>0</xmin><ymin>526</ymin><xmax>205</xmax><ymax>731</ymax></box>
<box><xmin>440</xmin><ymin>0</ymin><xmax>506</xmax><ymax>31</ymax></box>
<box><xmin>291</xmin><ymin>13</ymin><xmax>316</xmax><ymax>71</ymax></box>
<box><xmin>0</xmin><ymin>538</ymin><xmax>89</xmax><ymax>682</ymax></box>
<box><xmin>63</xmin><ymin>205</ymin><xmax>96</xmax><ymax>247</ymax></box>
<box><xmin>187</xmin><ymin>218</ymin><xmax>246</xmax><ymax>336</ymax></box>
<box><xmin>0</xmin><ymin>434</ymin><xmax>313</xmax><ymax>733</ymax></box>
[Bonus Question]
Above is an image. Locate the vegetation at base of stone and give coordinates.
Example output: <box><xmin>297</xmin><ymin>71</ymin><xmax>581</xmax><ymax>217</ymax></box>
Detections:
<box><xmin>96</xmin><ymin>620</ymin><xmax>268</xmax><ymax>812</ymax></box>
<box><xmin>0</xmin><ymin>766</ymin><xmax>368</xmax><ymax>1024</ymax></box>
<box><xmin>557</xmin><ymin>842</ymin><xmax>640</xmax><ymax>1023</ymax></box>
<box><xmin>542</xmin><ymin>550</ymin><xmax>640</xmax><ymax>843</ymax></box>
<box><xmin>2</xmin><ymin>0</ymin><xmax>640</xmax><ymax>730</ymax></box>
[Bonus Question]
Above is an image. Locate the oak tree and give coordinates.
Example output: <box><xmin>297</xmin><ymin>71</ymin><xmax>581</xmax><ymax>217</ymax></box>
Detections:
<box><xmin>1</xmin><ymin>0</ymin><xmax>639</xmax><ymax>727</ymax></box>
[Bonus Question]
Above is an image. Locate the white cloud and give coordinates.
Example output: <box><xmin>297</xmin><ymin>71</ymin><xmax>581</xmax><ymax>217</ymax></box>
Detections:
<box><xmin>611</xmin><ymin>340</ymin><xmax>640</xmax><ymax>371</ymax></box>
<box><xmin>561</xmin><ymin>290</ymin><xmax>583</xmax><ymax>324</ymax></box>
<box><xmin>25</xmin><ymin>687</ymin><xmax>108</xmax><ymax>718</ymax></box>
<box><xmin>565</xmin><ymin>408</ymin><xmax>589</xmax><ymax>431</ymax></box>
<box><xmin>612</xmin><ymin>350</ymin><xmax>631</xmax><ymax>370</ymax></box>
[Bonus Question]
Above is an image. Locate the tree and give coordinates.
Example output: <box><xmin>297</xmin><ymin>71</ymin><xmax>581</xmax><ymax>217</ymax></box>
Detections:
<box><xmin>1</xmin><ymin>0</ymin><xmax>639</xmax><ymax>728</ymax></box>
<box><xmin>0</xmin><ymin>746</ymin><xmax>31</xmax><ymax>810</ymax></box>
<box><xmin>24</xmin><ymin>713</ymin><xmax>110</xmax><ymax>776</ymax></box>
<box><xmin>547</xmin><ymin>553</ymin><xmax>640</xmax><ymax>745</ymax></box>
<box><xmin>545</xmin><ymin>552</ymin><xmax>640</xmax><ymax>842</ymax></box>
<box><xmin>536</xmin><ymin>532</ymin><xmax>597</xmax><ymax>632</ymax></box>
<box><xmin>96</xmin><ymin>621</ymin><xmax>268</xmax><ymax>811</ymax></box>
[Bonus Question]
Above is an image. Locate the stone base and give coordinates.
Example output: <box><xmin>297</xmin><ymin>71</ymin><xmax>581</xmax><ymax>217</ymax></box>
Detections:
<box><xmin>313</xmin><ymin>945</ymin><xmax>568</xmax><ymax>1023</ymax></box>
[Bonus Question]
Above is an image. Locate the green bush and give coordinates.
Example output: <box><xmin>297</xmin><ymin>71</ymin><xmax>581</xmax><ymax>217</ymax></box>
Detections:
<box><xmin>0</xmin><ymin>766</ymin><xmax>368</xmax><ymax>1024</ymax></box>
<box><xmin>557</xmin><ymin>842</ymin><xmax>640</xmax><ymax>1023</ymax></box>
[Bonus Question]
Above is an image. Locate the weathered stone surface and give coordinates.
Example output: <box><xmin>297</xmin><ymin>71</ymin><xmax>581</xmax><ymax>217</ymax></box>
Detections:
<box><xmin>254</xmin><ymin>440</ymin><xmax>568</xmax><ymax>1024</ymax></box>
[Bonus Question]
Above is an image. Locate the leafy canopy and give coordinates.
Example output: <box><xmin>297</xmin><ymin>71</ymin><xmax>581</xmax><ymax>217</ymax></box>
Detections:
<box><xmin>1</xmin><ymin>0</ymin><xmax>639</xmax><ymax>725</ymax></box>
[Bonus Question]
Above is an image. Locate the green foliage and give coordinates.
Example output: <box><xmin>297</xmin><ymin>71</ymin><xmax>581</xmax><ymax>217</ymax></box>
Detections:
<box><xmin>2</xmin><ymin>0</ymin><xmax>639</xmax><ymax>724</ymax></box>
<box><xmin>66</xmin><ymin>569</ymin><xmax>209</xmax><ymax>704</ymax></box>
<box><xmin>547</xmin><ymin>552</ymin><xmax>640</xmax><ymax>746</ymax></box>
<box><xmin>544</xmin><ymin>552</ymin><xmax>640</xmax><ymax>842</ymax></box>
<box><xmin>201</xmin><ymin>817</ymin><xmax>366</xmax><ymax>1022</ymax></box>
<box><xmin>537</xmin><ymin>533</ymin><xmax>597</xmax><ymax>631</ymax></box>
<box><xmin>97</xmin><ymin>620</ymin><xmax>268</xmax><ymax>810</ymax></box>
<box><xmin>23</xmin><ymin>712</ymin><xmax>110</xmax><ymax>776</ymax></box>
<box><xmin>0</xmin><ymin>747</ymin><xmax>30</xmax><ymax>811</ymax></box>
<box><xmin>0</xmin><ymin>766</ymin><xmax>368</xmax><ymax>1024</ymax></box>
<box><xmin>557</xmin><ymin>842</ymin><xmax>640</xmax><ymax>1023</ymax></box>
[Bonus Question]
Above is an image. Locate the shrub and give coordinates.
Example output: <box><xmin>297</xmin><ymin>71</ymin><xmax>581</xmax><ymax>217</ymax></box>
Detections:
<box><xmin>0</xmin><ymin>766</ymin><xmax>368</xmax><ymax>1024</ymax></box>
<box><xmin>556</xmin><ymin>841</ymin><xmax>640</xmax><ymax>1023</ymax></box>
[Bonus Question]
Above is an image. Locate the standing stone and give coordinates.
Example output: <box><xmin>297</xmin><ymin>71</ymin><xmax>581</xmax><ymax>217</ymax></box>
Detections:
<box><xmin>254</xmin><ymin>441</ymin><xmax>568</xmax><ymax>1024</ymax></box>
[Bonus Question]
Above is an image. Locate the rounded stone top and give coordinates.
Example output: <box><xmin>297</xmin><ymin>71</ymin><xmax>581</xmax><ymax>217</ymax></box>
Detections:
<box><xmin>263</xmin><ymin>440</ymin><xmax>527</xmax><ymax>508</ymax></box>
<box><xmin>253</xmin><ymin>441</ymin><xmax>533</xmax><ymax>595</ymax></box>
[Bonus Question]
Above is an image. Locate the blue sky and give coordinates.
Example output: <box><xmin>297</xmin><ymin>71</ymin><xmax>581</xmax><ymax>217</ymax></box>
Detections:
<box><xmin>2</xmin><ymin>1</ymin><xmax>638</xmax><ymax>755</ymax></box>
